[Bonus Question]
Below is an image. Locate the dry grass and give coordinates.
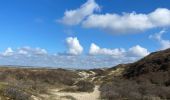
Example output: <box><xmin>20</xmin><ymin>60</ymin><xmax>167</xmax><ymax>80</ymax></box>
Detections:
<box><xmin>0</xmin><ymin>67</ymin><xmax>81</xmax><ymax>100</ymax></box>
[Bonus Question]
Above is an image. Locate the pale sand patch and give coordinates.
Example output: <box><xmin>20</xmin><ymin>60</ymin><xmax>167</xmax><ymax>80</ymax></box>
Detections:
<box><xmin>49</xmin><ymin>86</ymin><xmax>100</xmax><ymax>100</ymax></box>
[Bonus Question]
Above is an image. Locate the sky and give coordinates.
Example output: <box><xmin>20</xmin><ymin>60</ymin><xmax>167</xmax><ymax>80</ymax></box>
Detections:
<box><xmin>0</xmin><ymin>0</ymin><xmax>170</xmax><ymax>69</ymax></box>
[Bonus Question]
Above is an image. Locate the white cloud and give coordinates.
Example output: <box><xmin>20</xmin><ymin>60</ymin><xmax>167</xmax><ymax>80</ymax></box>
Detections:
<box><xmin>0</xmin><ymin>53</ymin><xmax>137</xmax><ymax>69</ymax></box>
<box><xmin>149</xmin><ymin>30</ymin><xmax>170</xmax><ymax>50</ymax></box>
<box><xmin>83</xmin><ymin>13</ymin><xmax>152</xmax><ymax>33</ymax></box>
<box><xmin>83</xmin><ymin>8</ymin><xmax>170</xmax><ymax>34</ymax></box>
<box><xmin>89</xmin><ymin>43</ymin><xmax>149</xmax><ymax>57</ymax></box>
<box><xmin>59</xmin><ymin>0</ymin><xmax>100</xmax><ymax>25</ymax></box>
<box><xmin>149</xmin><ymin>8</ymin><xmax>170</xmax><ymax>27</ymax></box>
<box><xmin>0</xmin><ymin>45</ymin><xmax>149</xmax><ymax>69</ymax></box>
<box><xmin>59</xmin><ymin>0</ymin><xmax>170</xmax><ymax>34</ymax></box>
<box><xmin>89</xmin><ymin>43</ymin><xmax>125</xmax><ymax>57</ymax></box>
<box><xmin>17</xmin><ymin>47</ymin><xmax>47</xmax><ymax>55</ymax></box>
<box><xmin>2</xmin><ymin>48</ymin><xmax>14</xmax><ymax>56</ymax></box>
<box><xmin>34</xmin><ymin>48</ymin><xmax>47</xmax><ymax>55</ymax></box>
<box><xmin>128</xmin><ymin>45</ymin><xmax>150</xmax><ymax>57</ymax></box>
<box><xmin>66</xmin><ymin>37</ymin><xmax>83</xmax><ymax>55</ymax></box>
<box><xmin>1</xmin><ymin>47</ymin><xmax>48</xmax><ymax>57</ymax></box>
<box><xmin>18</xmin><ymin>49</ymin><xmax>28</xmax><ymax>55</ymax></box>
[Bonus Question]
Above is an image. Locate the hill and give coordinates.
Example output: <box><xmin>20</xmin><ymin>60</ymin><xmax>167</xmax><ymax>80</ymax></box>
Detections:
<box><xmin>124</xmin><ymin>48</ymin><xmax>170</xmax><ymax>78</ymax></box>
<box><xmin>99</xmin><ymin>48</ymin><xmax>170</xmax><ymax>100</ymax></box>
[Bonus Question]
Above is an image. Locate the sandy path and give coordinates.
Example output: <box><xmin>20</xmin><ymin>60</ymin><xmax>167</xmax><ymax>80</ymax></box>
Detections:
<box><xmin>49</xmin><ymin>86</ymin><xmax>100</xmax><ymax>100</ymax></box>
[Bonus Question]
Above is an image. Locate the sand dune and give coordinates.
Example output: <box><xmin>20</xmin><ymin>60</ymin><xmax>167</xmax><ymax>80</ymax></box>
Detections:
<box><xmin>49</xmin><ymin>86</ymin><xmax>100</xmax><ymax>100</ymax></box>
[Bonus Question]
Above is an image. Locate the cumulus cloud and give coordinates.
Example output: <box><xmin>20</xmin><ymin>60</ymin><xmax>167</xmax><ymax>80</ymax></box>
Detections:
<box><xmin>17</xmin><ymin>47</ymin><xmax>47</xmax><ymax>55</ymax></box>
<box><xmin>83</xmin><ymin>8</ymin><xmax>170</xmax><ymax>34</ymax></box>
<box><xmin>149</xmin><ymin>30</ymin><xmax>170</xmax><ymax>50</ymax></box>
<box><xmin>128</xmin><ymin>45</ymin><xmax>150</xmax><ymax>57</ymax></box>
<box><xmin>59</xmin><ymin>0</ymin><xmax>170</xmax><ymax>34</ymax></box>
<box><xmin>1</xmin><ymin>47</ymin><xmax>47</xmax><ymax>57</ymax></box>
<box><xmin>0</xmin><ymin>53</ymin><xmax>136</xmax><ymax>69</ymax></box>
<box><xmin>66</xmin><ymin>37</ymin><xmax>83</xmax><ymax>55</ymax></box>
<box><xmin>59</xmin><ymin>0</ymin><xmax>170</xmax><ymax>33</ymax></box>
<box><xmin>149</xmin><ymin>8</ymin><xmax>170</xmax><ymax>27</ymax></box>
<box><xmin>0</xmin><ymin>45</ymin><xmax>149</xmax><ymax>69</ymax></box>
<box><xmin>2</xmin><ymin>48</ymin><xmax>14</xmax><ymax>56</ymax></box>
<box><xmin>18</xmin><ymin>49</ymin><xmax>28</xmax><ymax>55</ymax></box>
<box><xmin>83</xmin><ymin>13</ymin><xmax>152</xmax><ymax>33</ymax></box>
<box><xmin>59</xmin><ymin>0</ymin><xmax>100</xmax><ymax>25</ymax></box>
<box><xmin>0</xmin><ymin>38</ymin><xmax>150</xmax><ymax>69</ymax></box>
<box><xmin>89</xmin><ymin>43</ymin><xmax>149</xmax><ymax>57</ymax></box>
<box><xmin>89</xmin><ymin>43</ymin><xmax>125</xmax><ymax>57</ymax></box>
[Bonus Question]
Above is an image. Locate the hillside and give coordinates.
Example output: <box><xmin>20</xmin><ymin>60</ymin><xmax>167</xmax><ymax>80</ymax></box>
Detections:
<box><xmin>124</xmin><ymin>48</ymin><xmax>170</xmax><ymax>78</ymax></box>
<box><xmin>100</xmin><ymin>48</ymin><xmax>170</xmax><ymax>100</ymax></box>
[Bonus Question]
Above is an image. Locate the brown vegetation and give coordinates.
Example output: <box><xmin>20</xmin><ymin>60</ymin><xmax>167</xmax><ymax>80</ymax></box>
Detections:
<box><xmin>0</xmin><ymin>68</ymin><xmax>80</xmax><ymax>99</ymax></box>
<box><xmin>100</xmin><ymin>49</ymin><xmax>170</xmax><ymax>100</ymax></box>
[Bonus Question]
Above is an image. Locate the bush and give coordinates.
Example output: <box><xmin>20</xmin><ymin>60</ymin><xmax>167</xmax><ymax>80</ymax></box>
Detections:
<box><xmin>100</xmin><ymin>78</ymin><xmax>142</xmax><ymax>100</ymax></box>
<box><xmin>100</xmin><ymin>78</ymin><xmax>170</xmax><ymax>100</ymax></box>
<box><xmin>3</xmin><ymin>87</ymin><xmax>31</xmax><ymax>100</ymax></box>
<box><xmin>75</xmin><ymin>80</ymin><xmax>95</xmax><ymax>92</ymax></box>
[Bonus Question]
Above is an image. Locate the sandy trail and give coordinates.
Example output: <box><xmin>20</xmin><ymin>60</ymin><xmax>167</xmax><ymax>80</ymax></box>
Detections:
<box><xmin>49</xmin><ymin>86</ymin><xmax>100</xmax><ymax>100</ymax></box>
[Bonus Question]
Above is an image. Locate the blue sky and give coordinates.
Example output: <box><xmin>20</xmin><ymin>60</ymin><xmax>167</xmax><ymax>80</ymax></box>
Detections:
<box><xmin>0</xmin><ymin>0</ymin><xmax>170</xmax><ymax>68</ymax></box>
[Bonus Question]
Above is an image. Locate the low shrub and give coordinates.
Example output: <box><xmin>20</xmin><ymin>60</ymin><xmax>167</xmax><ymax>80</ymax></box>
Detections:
<box><xmin>100</xmin><ymin>78</ymin><xmax>170</xmax><ymax>100</ymax></box>
<box><xmin>75</xmin><ymin>80</ymin><xmax>95</xmax><ymax>92</ymax></box>
<box><xmin>3</xmin><ymin>87</ymin><xmax>31</xmax><ymax>100</ymax></box>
